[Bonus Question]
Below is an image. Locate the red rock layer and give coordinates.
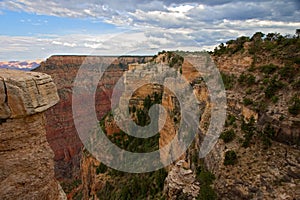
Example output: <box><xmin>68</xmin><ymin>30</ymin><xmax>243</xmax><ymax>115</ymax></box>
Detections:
<box><xmin>34</xmin><ymin>55</ymin><xmax>152</xmax><ymax>180</ymax></box>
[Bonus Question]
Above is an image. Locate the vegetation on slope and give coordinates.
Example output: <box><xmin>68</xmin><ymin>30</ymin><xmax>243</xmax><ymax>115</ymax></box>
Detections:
<box><xmin>95</xmin><ymin>92</ymin><xmax>167</xmax><ymax>200</ymax></box>
<box><xmin>215</xmin><ymin>31</ymin><xmax>299</xmax><ymax>146</ymax></box>
<box><xmin>66</xmin><ymin>32</ymin><xmax>299</xmax><ymax>199</ymax></box>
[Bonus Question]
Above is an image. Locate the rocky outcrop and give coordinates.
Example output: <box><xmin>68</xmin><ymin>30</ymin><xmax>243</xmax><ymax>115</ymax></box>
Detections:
<box><xmin>203</xmin><ymin>43</ymin><xmax>300</xmax><ymax>199</ymax></box>
<box><xmin>204</xmin><ymin>139</ymin><xmax>300</xmax><ymax>199</ymax></box>
<box><xmin>164</xmin><ymin>160</ymin><xmax>200</xmax><ymax>200</ymax></box>
<box><xmin>212</xmin><ymin>41</ymin><xmax>300</xmax><ymax>145</ymax></box>
<box><xmin>0</xmin><ymin>69</ymin><xmax>59</xmax><ymax>118</ymax></box>
<box><xmin>34</xmin><ymin>55</ymin><xmax>152</xmax><ymax>181</ymax></box>
<box><xmin>0</xmin><ymin>69</ymin><xmax>65</xmax><ymax>200</ymax></box>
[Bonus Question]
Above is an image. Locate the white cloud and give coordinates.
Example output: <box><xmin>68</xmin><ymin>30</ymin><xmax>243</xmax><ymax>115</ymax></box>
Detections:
<box><xmin>0</xmin><ymin>0</ymin><xmax>299</xmax><ymax>60</ymax></box>
<box><xmin>0</xmin><ymin>31</ymin><xmax>202</xmax><ymax>60</ymax></box>
<box><xmin>167</xmin><ymin>4</ymin><xmax>195</xmax><ymax>13</ymax></box>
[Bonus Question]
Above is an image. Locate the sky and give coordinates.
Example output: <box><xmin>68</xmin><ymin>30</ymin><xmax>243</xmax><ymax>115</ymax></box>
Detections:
<box><xmin>0</xmin><ymin>0</ymin><xmax>299</xmax><ymax>61</ymax></box>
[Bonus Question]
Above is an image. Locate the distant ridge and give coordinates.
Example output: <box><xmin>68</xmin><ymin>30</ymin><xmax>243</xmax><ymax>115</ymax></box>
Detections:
<box><xmin>0</xmin><ymin>60</ymin><xmax>41</xmax><ymax>71</ymax></box>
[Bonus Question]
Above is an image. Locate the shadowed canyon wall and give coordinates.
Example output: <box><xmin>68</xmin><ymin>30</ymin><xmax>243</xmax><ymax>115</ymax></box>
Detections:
<box><xmin>34</xmin><ymin>55</ymin><xmax>152</xmax><ymax>180</ymax></box>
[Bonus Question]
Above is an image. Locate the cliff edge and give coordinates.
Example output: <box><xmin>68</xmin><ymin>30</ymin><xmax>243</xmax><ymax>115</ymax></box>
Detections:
<box><xmin>0</xmin><ymin>69</ymin><xmax>65</xmax><ymax>199</ymax></box>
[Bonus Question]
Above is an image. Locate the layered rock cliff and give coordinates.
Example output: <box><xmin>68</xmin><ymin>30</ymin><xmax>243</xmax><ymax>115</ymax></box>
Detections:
<box><xmin>34</xmin><ymin>55</ymin><xmax>152</xmax><ymax>181</ymax></box>
<box><xmin>0</xmin><ymin>69</ymin><xmax>65</xmax><ymax>199</ymax></box>
<box><xmin>96</xmin><ymin>45</ymin><xmax>300</xmax><ymax>199</ymax></box>
<box><xmin>33</xmin><ymin>33</ymin><xmax>299</xmax><ymax>199</ymax></box>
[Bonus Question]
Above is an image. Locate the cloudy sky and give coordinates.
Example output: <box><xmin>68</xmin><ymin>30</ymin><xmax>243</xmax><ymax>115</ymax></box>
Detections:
<box><xmin>0</xmin><ymin>0</ymin><xmax>299</xmax><ymax>60</ymax></box>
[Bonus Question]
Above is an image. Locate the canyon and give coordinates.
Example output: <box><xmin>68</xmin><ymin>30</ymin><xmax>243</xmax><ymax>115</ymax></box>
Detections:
<box><xmin>34</xmin><ymin>55</ymin><xmax>152</xmax><ymax>181</ymax></box>
<box><xmin>69</xmin><ymin>35</ymin><xmax>299</xmax><ymax>199</ymax></box>
<box><xmin>1</xmin><ymin>33</ymin><xmax>298</xmax><ymax>199</ymax></box>
<box><xmin>61</xmin><ymin>46</ymin><xmax>299</xmax><ymax>199</ymax></box>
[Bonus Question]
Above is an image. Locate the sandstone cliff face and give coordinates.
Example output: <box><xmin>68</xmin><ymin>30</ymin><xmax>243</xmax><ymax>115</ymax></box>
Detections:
<box><xmin>0</xmin><ymin>69</ymin><xmax>65</xmax><ymax>200</ymax></box>
<box><xmin>80</xmin><ymin>150</ymin><xmax>100</xmax><ymax>200</ymax></box>
<box><xmin>157</xmin><ymin>50</ymin><xmax>300</xmax><ymax>199</ymax></box>
<box><xmin>120</xmin><ymin>54</ymin><xmax>205</xmax><ymax>198</ymax></box>
<box><xmin>34</xmin><ymin>55</ymin><xmax>152</xmax><ymax>181</ymax></box>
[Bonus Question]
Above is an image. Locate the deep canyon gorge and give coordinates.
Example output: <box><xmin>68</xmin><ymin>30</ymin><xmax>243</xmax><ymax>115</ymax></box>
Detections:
<box><xmin>1</xmin><ymin>33</ymin><xmax>299</xmax><ymax>199</ymax></box>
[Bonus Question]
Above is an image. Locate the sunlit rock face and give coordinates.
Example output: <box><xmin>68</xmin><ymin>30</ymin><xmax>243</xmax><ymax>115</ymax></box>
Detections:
<box><xmin>0</xmin><ymin>69</ymin><xmax>65</xmax><ymax>200</ymax></box>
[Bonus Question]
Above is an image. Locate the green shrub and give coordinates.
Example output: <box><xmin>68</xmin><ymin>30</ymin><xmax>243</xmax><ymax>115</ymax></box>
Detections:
<box><xmin>153</xmin><ymin>92</ymin><xmax>162</xmax><ymax>104</ymax></box>
<box><xmin>271</xmin><ymin>96</ymin><xmax>279</xmax><ymax>103</ymax></box>
<box><xmin>264</xmin><ymin>78</ymin><xmax>284</xmax><ymax>98</ymax></box>
<box><xmin>279</xmin><ymin>115</ymin><xmax>285</xmax><ymax>121</ymax></box>
<box><xmin>243</xmin><ymin>98</ymin><xmax>253</xmax><ymax>106</ymax></box>
<box><xmin>137</xmin><ymin>109</ymin><xmax>148</xmax><ymax>126</ymax></box>
<box><xmin>96</xmin><ymin>163</ymin><xmax>108</xmax><ymax>174</ymax></box>
<box><xmin>224</xmin><ymin>150</ymin><xmax>237</xmax><ymax>166</ymax></box>
<box><xmin>288</xmin><ymin>96</ymin><xmax>300</xmax><ymax>115</ymax></box>
<box><xmin>255</xmin><ymin>100</ymin><xmax>267</xmax><ymax>112</ymax></box>
<box><xmin>246</xmin><ymin>74</ymin><xmax>256</xmax><ymax>85</ymax></box>
<box><xmin>213</xmin><ymin>43</ymin><xmax>227</xmax><ymax>56</ymax></box>
<box><xmin>143</xmin><ymin>95</ymin><xmax>152</xmax><ymax>110</ymax></box>
<box><xmin>293</xmin><ymin>57</ymin><xmax>300</xmax><ymax>64</ymax></box>
<box><xmin>260</xmin><ymin>64</ymin><xmax>278</xmax><ymax>74</ymax></box>
<box><xmin>238</xmin><ymin>73</ymin><xmax>256</xmax><ymax>85</ymax></box>
<box><xmin>196</xmin><ymin>166</ymin><xmax>217</xmax><ymax>200</ymax></box>
<box><xmin>221</xmin><ymin>72</ymin><xmax>235</xmax><ymax>90</ymax></box>
<box><xmin>241</xmin><ymin>117</ymin><xmax>256</xmax><ymax>148</ymax></box>
<box><xmin>246</xmin><ymin>88</ymin><xmax>253</xmax><ymax>94</ymax></box>
<box><xmin>279</xmin><ymin>66</ymin><xmax>296</xmax><ymax>80</ymax></box>
<box><xmin>196</xmin><ymin>167</ymin><xmax>215</xmax><ymax>185</ymax></box>
<box><xmin>98</xmin><ymin>168</ymin><xmax>168</xmax><ymax>200</ymax></box>
<box><xmin>225</xmin><ymin>114</ymin><xmax>236</xmax><ymax>127</ymax></box>
<box><xmin>197</xmin><ymin>185</ymin><xmax>217</xmax><ymax>200</ymax></box>
<box><xmin>242</xmin><ymin>131</ymin><xmax>254</xmax><ymax>148</ymax></box>
<box><xmin>241</xmin><ymin>117</ymin><xmax>255</xmax><ymax>132</ymax></box>
<box><xmin>238</xmin><ymin>73</ymin><xmax>246</xmax><ymax>83</ymax></box>
<box><xmin>155</xmin><ymin>168</ymin><xmax>168</xmax><ymax>189</ymax></box>
<box><xmin>220</xmin><ymin>129</ymin><xmax>236</xmax><ymax>143</ymax></box>
<box><xmin>228</xmin><ymin>114</ymin><xmax>236</xmax><ymax>124</ymax></box>
<box><xmin>61</xmin><ymin>179</ymin><xmax>82</xmax><ymax>194</ymax></box>
<box><xmin>260</xmin><ymin>123</ymin><xmax>276</xmax><ymax>148</ymax></box>
<box><xmin>263</xmin><ymin>78</ymin><xmax>269</xmax><ymax>84</ymax></box>
<box><xmin>169</xmin><ymin>54</ymin><xmax>184</xmax><ymax>68</ymax></box>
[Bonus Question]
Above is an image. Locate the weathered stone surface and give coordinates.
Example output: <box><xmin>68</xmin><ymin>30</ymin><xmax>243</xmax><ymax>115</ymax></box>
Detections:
<box><xmin>0</xmin><ymin>69</ymin><xmax>59</xmax><ymax>118</ymax></box>
<box><xmin>205</xmin><ymin>138</ymin><xmax>300</xmax><ymax>199</ymax></box>
<box><xmin>0</xmin><ymin>69</ymin><xmax>65</xmax><ymax>200</ymax></box>
<box><xmin>164</xmin><ymin>160</ymin><xmax>200</xmax><ymax>199</ymax></box>
<box><xmin>0</xmin><ymin>77</ymin><xmax>11</xmax><ymax>118</ymax></box>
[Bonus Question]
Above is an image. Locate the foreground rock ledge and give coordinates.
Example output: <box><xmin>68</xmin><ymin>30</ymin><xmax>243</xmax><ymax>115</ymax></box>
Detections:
<box><xmin>0</xmin><ymin>69</ymin><xmax>65</xmax><ymax>200</ymax></box>
<box><xmin>0</xmin><ymin>69</ymin><xmax>60</xmax><ymax>119</ymax></box>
